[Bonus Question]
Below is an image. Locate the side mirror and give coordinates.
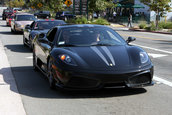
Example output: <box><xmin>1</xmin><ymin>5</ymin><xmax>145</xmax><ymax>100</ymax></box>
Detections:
<box><xmin>25</xmin><ymin>25</ymin><xmax>31</xmax><ymax>29</ymax></box>
<box><xmin>126</xmin><ymin>37</ymin><xmax>136</xmax><ymax>43</ymax></box>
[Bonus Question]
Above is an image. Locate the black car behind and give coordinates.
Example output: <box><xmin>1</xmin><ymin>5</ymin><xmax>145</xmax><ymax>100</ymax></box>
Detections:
<box><xmin>23</xmin><ymin>19</ymin><xmax>66</xmax><ymax>49</ymax></box>
<box><xmin>55</xmin><ymin>11</ymin><xmax>75</xmax><ymax>21</ymax></box>
<box><xmin>34</xmin><ymin>11</ymin><xmax>51</xmax><ymax>19</ymax></box>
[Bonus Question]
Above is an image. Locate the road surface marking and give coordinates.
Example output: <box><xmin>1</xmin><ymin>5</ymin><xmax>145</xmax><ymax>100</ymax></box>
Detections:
<box><xmin>121</xmin><ymin>34</ymin><xmax>163</xmax><ymax>40</ymax></box>
<box><xmin>132</xmin><ymin>43</ymin><xmax>172</xmax><ymax>55</ymax></box>
<box><xmin>154</xmin><ymin>76</ymin><xmax>172</xmax><ymax>87</ymax></box>
<box><xmin>148</xmin><ymin>53</ymin><xmax>168</xmax><ymax>58</ymax></box>
<box><xmin>26</xmin><ymin>56</ymin><xmax>33</xmax><ymax>59</ymax></box>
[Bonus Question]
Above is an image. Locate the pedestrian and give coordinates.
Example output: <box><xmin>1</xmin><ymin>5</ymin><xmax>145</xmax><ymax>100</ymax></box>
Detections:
<box><xmin>113</xmin><ymin>11</ymin><xmax>116</xmax><ymax>21</ymax></box>
<box><xmin>127</xmin><ymin>14</ymin><xmax>132</xmax><ymax>28</ymax></box>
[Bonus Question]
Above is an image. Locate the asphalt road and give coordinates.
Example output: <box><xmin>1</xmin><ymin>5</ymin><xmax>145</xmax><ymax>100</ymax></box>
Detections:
<box><xmin>0</xmin><ymin>19</ymin><xmax>172</xmax><ymax>115</ymax></box>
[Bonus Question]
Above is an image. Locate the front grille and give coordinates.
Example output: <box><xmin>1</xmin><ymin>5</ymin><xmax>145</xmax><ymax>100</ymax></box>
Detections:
<box><xmin>128</xmin><ymin>73</ymin><xmax>151</xmax><ymax>85</ymax></box>
<box><xmin>104</xmin><ymin>82</ymin><xmax>126</xmax><ymax>88</ymax></box>
<box><xmin>67</xmin><ymin>77</ymin><xmax>99</xmax><ymax>88</ymax></box>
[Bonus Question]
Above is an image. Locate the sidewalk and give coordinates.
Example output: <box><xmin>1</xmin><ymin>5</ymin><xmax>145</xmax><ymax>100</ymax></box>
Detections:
<box><xmin>0</xmin><ymin>41</ymin><xmax>26</xmax><ymax>115</ymax></box>
<box><xmin>109</xmin><ymin>22</ymin><xmax>172</xmax><ymax>35</ymax></box>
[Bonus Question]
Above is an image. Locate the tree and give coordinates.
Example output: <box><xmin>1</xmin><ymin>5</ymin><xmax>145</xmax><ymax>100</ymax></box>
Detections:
<box><xmin>6</xmin><ymin>0</ymin><xmax>25</xmax><ymax>8</ymax></box>
<box><xmin>140</xmin><ymin>0</ymin><xmax>171</xmax><ymax>29</ymax></box>
<box><xmin>88</xmin><ymin>0</ymin><xmax>115</xmax><ymax>17</ymax></box>
<box><xmin>29</xmin><ymin>0</ymin><xmax>64</xmax><ymax>12</ymax></box>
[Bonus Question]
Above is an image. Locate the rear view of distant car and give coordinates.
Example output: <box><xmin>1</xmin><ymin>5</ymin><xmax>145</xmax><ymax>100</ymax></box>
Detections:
<box><xmin>55</xmin><ymin>11</ymin><xmax>75</xmax><ymax>21</ymax></box>
<box><xmin>11</xmin><ymin>13</ymin><xmax>36</xmax><ymax>33</ymax></box>
<box><xmin>34</xmin><ymin>11</ymin><xmax>51</xmax><ymax>19</ymax></box>
<box><xmin>2</xmin><ymin>9</ymin><xmax>13</xmax><ymax>20</ymax></box>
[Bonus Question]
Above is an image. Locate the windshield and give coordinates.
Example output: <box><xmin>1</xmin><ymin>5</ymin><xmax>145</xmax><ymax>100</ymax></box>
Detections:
<box><xmin>34</xmin><ymin>21</ymin><xmax>66</xmax><ymax>30</ymax></box>
<box><xmin>57</xmin><ymin>27</ymin><xmax>126</xmax><ymax>47</ymax></box>
<box><xmin>16</xmin><ymin>15</ymin><xmax>36</xmax><ymax>21</ymax></box>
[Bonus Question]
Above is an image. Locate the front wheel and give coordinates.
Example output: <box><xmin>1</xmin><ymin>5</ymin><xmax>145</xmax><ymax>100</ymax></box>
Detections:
<box><xmin>33</xmin><ymin>49</ymin><xmax>39</xmax><ymax>71</ymax></box>
<box><xmin>48</xmin><ymin>59</ymin><xmax>56</xmax><ymax>89</ymax></box>
<box><xmin>23</xmin><ymin>35</ymin><xmax>27</xmax><ymax>47</ymax></box>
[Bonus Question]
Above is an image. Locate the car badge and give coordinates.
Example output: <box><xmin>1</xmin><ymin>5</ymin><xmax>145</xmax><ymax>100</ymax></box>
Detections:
<box><xmin>109</xmin><ymin>63</ymin><xmax>113</xmax><ymax>66</ymax></box>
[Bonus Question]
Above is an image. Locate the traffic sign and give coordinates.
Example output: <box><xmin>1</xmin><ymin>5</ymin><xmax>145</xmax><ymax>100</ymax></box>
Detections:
<box><xmin>64</xmin><ymin>0</ymin><xmax>72</xmax><ymax>7</ymax></box>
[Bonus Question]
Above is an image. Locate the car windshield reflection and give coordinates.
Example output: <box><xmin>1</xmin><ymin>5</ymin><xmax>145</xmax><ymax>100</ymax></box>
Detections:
<box><xmin>57</xmin><ymin>27</ymin><xmax>126</xmax><ymax>47</ymax></box>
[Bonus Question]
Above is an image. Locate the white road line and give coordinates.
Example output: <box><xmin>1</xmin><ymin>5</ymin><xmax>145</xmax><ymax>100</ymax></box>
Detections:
<box><xmin>132</xmin><ymin>43</ymin><xmax>172</xmax><ymax>55</ymax></box>
<box><xmin>26</xmin><ymin>56</ymin><xmax>33</xmax><ymax>59</ymax></box>
<box><xmin>154</xmin><ymin>76</ymin><xmax>172</xmax><ymax>87</ymax></box>
<box><xmin>148</xmin><ymin>53</ymin><xmax>167</xmax><ymax>58</ymax></box>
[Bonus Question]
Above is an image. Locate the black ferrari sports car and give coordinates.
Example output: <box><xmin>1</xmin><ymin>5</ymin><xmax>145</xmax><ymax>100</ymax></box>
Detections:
<box><xmin>33</xmin><ymin>24</ymin><xmax>154</xmax><ymax>90</ymax></box>
<box><xmin>23</xmin><ymin>19</ymin><xmax>66</xmax><ymax>49</ymax></box>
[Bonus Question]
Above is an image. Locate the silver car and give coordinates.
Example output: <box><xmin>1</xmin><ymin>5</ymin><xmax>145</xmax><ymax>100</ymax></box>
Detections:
<box><xmin>11</xmin><ymin>13</ymin><xmax>36</xmax><ymax>33</ymax></box>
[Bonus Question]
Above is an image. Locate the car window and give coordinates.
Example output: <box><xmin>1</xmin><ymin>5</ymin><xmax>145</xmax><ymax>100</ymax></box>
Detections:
<box><xmin>47</xmin><ymin>28</ymin><xmax>57</xmax><ymax>42</ymax></box>
<box><xmin>16</xmin><ymin>15</ymin><xmax>36</xmax><ymax>21</ymax></box>
<box><xmin>57</xmin><ymin>27</ymin><xmax>126</xmax><ymax>46</ymax></box>
<box><xmin>34</xmin><ymin>21</ymin><xmax>66</xmax><ymax>30</ymax></box>
<box><xmin>30</xmin><ymin>22</ymin><xmax>35</xmax><ymax>29</ymax></box>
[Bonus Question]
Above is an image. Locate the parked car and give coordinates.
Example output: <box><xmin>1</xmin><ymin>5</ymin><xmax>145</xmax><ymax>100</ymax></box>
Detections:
<box><xmin>33</xmin><ymin>24</ymin><xmax>154</xmax><ymax>89</ymax></box>
<box><xmin>11</xmin><ymin>13</ymin><xmax>36</xmax><ymax>33</ymax></box>
<box><xmin>23</xmin><ymin>19</ymin><xmax>66</xmax><ymax>49</ymax></box>
<box><xmin>13</xmin><ymin>8</ymin><xmax>22</xmax><ymax>13</ymax></box>
<box><xmin>34</xmin><ymin>11</ymin><xmax>51</xmax><ymax>19</ymax></box>
<box><xmin>55</xmin><ymin>11</ymin><xmax>75</xmax><ymax>21</ymax></box>
<box><xmin>2</xmin><ymin>9</ymin><xmax>13</xmax><ymax>20</ymax></box>
<box><xmin>6</xmin><ymin>14</ymin><xmax>14</xmax><ymax>26</ymax></box>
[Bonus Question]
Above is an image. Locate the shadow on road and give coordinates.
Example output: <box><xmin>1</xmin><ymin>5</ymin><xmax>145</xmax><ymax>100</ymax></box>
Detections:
<box><xmin>157</xmin><ymin>40</ymin><xmax>172</xmax><ymax>45</ymax></box>
<box><xmin>4</xmin><ymin>44</ymin><xmax>32</xmax><ymax>53</ymax></box>
<box><xmin>2</xmin><ymin>66</ymin><xmax>147</xmax><ymax>99</ymax></box>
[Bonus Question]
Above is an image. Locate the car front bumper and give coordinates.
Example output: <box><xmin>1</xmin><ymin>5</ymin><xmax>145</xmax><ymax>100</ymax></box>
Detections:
<box><xmin>52</xmin><ymin>64</ymin><xmax>154</xmax><ymax>90</ymax></box>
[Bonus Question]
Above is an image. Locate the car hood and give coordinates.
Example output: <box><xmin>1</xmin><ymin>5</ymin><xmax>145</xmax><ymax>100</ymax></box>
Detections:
<box><xmin>62</xmin><ymin>46</ymin><xmax>132</xmax><ymax>69</ymax></box>
<box><xmin>16</xmin><ymin>21</ymin><xmax>33</xmax><ymax>26</ymax></box>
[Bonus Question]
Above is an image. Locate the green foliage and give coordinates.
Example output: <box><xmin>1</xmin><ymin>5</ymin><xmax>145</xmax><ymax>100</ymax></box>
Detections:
<box><xmin>29</xmin><ymin>0</ymin><xmax>64</xmax><ymax>12</ymax></box>
<box><xmin>145</xmin><ymin>22</ymin><xmax>155</xmax><ymax>31</ymax></box>
<box><xmin>139</xmin><ymin>22</ymin><xmax>147</xmax><ymax>29</ymax></box>
<box><xmin>159</xmin><ymin>22</ymin><xmax>172</xmax><ymax>29</ymax></box>
<box><xmin>92</xmin><ymin>18</ymin><xmax>110</xmax><ymax>25</ymax></box>
<box><xmin>89</xmin><ymin>0</ymin><xmax>115</xmax><ymax>13</ymax></box>
<box><xmin>140</xmin><ymin>0</ymin><xmax>171</xmax><ymax>28</ymax></box>
<box><xmin>67</xmin><ymin>17</ymin><xmax>109</xmax><ymax>25</ymax></box>
<box><xmin>66</xmin><ymin>17</ymin><xmax>88</xmax><ymax>24</ymax></box>
<box><xmin>6</xmin><ymin>0</ymin><xmax>25</xmax><ymax>8</ymax></box>
<box><xmin>76</xmin><ymin>17</ymin><xmax>88</xmax><ymax>24</ymax></box>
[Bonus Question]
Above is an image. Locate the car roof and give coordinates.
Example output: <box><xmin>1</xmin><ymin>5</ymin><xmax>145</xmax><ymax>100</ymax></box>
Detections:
<box><xmin>34</xmin><ymin>19</ymin><xmax>65</xmax><ymax>22</ymax></box>
<box><xmin>55</xmin><ymin>24</ymin><xmax>107</xmax><ymax>29</ymax></box>
<box><xmin>15</xmin><ymin>13</ymin><xmax>33</xmax><ymax>16</ymax></box>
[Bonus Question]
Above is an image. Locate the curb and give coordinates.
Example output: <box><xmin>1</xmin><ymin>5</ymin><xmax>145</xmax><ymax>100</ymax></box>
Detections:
<box><xmin>0</xmin><ymin>41</ymin><xmax>26</xmax><ymax>115</ymax></box>
<box><xmin>129</xmin><ymin>28</ymin><xmax>172</xmax><ymax>35</ymax></box>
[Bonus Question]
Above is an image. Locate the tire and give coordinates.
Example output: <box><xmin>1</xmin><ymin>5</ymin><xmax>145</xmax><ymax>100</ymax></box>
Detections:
<box><xmin>48</xmin><ymin>59</ymin><xmax>56</xmax><ymax>89</ymax></box>
<box><xmin>23</xmin><ymin>35</ymin><xmax>27</xmax><ymax>47</ymax></box>
<box><xmin>11</xmin><ymin>28</ymin><xmax>14</xmax><ymax>33</ymax></box>
<box><xmin>29</xmin><ymin>36</ymin><xmax>33</xmax><ymax>50</ymax></box>
<box><xmin>33</xmin><ymin>49</ymin><xmax>39</xmax><ymax>71</ymax></box>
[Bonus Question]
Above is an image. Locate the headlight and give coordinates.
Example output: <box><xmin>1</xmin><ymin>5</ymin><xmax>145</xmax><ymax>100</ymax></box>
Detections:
<box><xmin>140</xmin><ymin>52</ymin><xmax>149</xmax><ymax>64</ymax></box>
<box><xmin>59</xmin><ymin>54</ymin><xmax>77</xmax><ymax>66</ymax></box>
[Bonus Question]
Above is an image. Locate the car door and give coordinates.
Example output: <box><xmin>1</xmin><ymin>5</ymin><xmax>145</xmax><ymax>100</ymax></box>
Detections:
<box><xmin>24</xmin><ymin>21</ymin><xmax>35</xmax><ymax>40</ymax></box>
<box><xmin>11</xmin><ymin>15</ymin><xmax>15</xmax><ymax>30</ymax></box>
<box><xmin>37</xmin><ymin>28</ymin><xmax>58</xmax><ymax>68</ymax></box>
